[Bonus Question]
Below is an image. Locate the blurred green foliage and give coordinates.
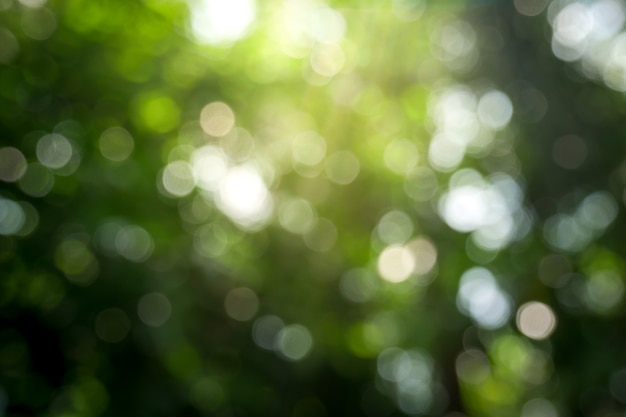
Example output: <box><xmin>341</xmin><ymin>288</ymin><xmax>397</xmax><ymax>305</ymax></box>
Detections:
<box><xmin>3</xmin><ymin>0</ymin><xmax>626</xmax><ymax>416</ymax></box>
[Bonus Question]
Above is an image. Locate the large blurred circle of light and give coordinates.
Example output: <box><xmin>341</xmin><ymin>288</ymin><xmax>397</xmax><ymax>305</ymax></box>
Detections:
<box><xmin>137</xmin><ymin>292</ymin><xmax>172</xmax><ymax>327</ymax></box>
<box><xmin>192</xmin><ymin>145</ymin><xmax>229</xmax><ymax>192</ymax></box>
<box><xmin>514</xmin><ymin>0</ymin><xmax>549</xmax><ymax>16</ymax></box>
<box><xmin>161</xmin><ymin>160</ymin><xmax>196</xmax><ymax>197</ymax></box>
<box><xmin>276</xmin><ymin>324</ymin><xmax>313</xmax><ymax>361</ymax></box>
<box><xmin>193</xmin><ymin>223</ymin><xmax>230</xmax><ymax>258</ymax></box>
<box><xmin>189</xmin><ymin>0</ymin><xmax>256</xmax><ymax>45</ymax></box>
<box><xmin>0</xmin><ymin>198</ymin><xmax>25</xmax><ymax>235</ymax></box>
<box><xmin>99</xmin><ymin>127</ymin><xmax>134</xmax><ymax>162</ymax></box>
<box><xmin>396</xmin><ymin>379</ymin><xmax>433</xmax><ymax>416</ymax></box>
<box><xmin>584</xmin><ymin>270</ymin><xmax>624</xmax><ymax>313</ymax></box>
<box><xmin>224</xmin><ymin>287</ymin><xmax>259</xmax><ymax>322</ymax></box>
<box><xmin>253</xmin><ymin>315</ymin><xmax>284</xmax><ymax>350</ymax></box>
<box><xmin>377</xmin><ymin>210</ymin><xmax>414</xmax><ymax>245</ymax></box>
<box><xmin>292</xmin><ymin>131</ymin><xmax>327</xmax><ymax>167</ymax></box>
<box><xmin>384</xmin><ymin>139</ymin><xmax>419</xmax><ymax>175</ymax></box>
<box><xmin>553</xmin><ymin>3</ymin><xmax>593</xmax><ymax>47</ymax></box>
<box><xmin>217</xmin><ymin>164</ymin><xmax>272</xmax><ymax>229</ymax></box>
<box><xmin>428</xmin><ymin>133</ymin><xmax>465</xmax><ymax>172</ymax></box>
<box><xmin>340</xmin><ymin>268</ymin><xmax>379</xmax><ymax>302</ymax></box>
<box><xmin>404</xmin><ymin>167</ymin><xmax>438</xmax><ymax>202</ymax></box>
<box><xmin>457</xmin><ymin>267</ymin><xmax>511</xmax><ymax>329</ymax></box>
<box><xmin>15</xmin><ymin>201</ymin><xmax>39</xmax><ymax>237</ymax></box>
<box><xmin>115</xmin><ymin>225</ymin><xmax>154</xmax><ymax>262</ymax></box>
<box><xmin>477</xmin><ymin>91</ymin><xmax>513</xmax><ymax>130</ymax></box>
<box><xmin>324</xmin><ymin>150</ymin><xmax>360</xmax><ymax>185</ymax></box>
<box><xmin>55</xmin><ymin>238</ymin><xmax>99</xmax><ymax>285</ymax></box>
<box><xmin>278</xmin><ymin>198</ymin><xmax>316</xmax><ymax>234</ymax></box>
<box><xmin>377</xmin><ymin>244</ymin><xmax>416</xmax><ymax>283</ymax></box>
<box><xmin>95</xmin><ymin>308</ymin><xmax>131</xmax><ymax>343</ymax></box>
<box><xmin>455</xmin><ymin>349</ymin><xmax>490</xmax><ymax>384</ymax></box>
<box><xmin>200</xmin><ymin>102</ymin><xmax>235</xmax><ymax>137</ymax></box>
<box><xmin>303</xmin><ymin>218</ymin><xmax>338</xmax><ymax>252</ymax></box>
<box><xmin>578</xmin><ymin>191</ymin><xmax>618</xmax><ymax>231</ymax></box>
<box><xmin>310</xmin><ymin>43</ymin><xmax>345</xmax><ymax>77</ymax></box>
<box><xmin>588</xmin><ymin>0</ymin><xmax>625</xmax><ymax>41</ymax></box>
<box><xmin>406</xmin><ymin>237</ymin><xmax>437</xmax><ymax>276</ymax></box>
<box><xmin>377</xmin><ymin>347</ymin><xmax>412</xmax><ymax>382</ymax></box>
<box><xmin>36</xmin><ymin>133</ymin><xmax>73</xmax><ymax>169</ymax></box>
<box><xmin>0</xmin><ymin>29</ymin><xmax>19</xmax><ymax>64</ymax></box>
<box><xmin>439</xmin><ymin>185</ymin><xmax>490</xmax><ymax>232</ymax></box>
<box><xmin>516</xmin><ymin>302</ymin><xmax>557</xmax><ymax>340</ymax></box>
<box><xmin>522</xmin><ymin>398</ymin><xmax>559</xmax><ymax>417</ymax></box>
<box><xmin>0</xmin><ymin>147</ymin><xmax>27</xmax><ymax>182</ymax></box>
<box><xmin>310</xmin><ymin>6</ymin><xmax>346</xmax><ymax>43</ymax></box>
<box><xmin>21</xmin><ymin>7</ymin><xmax>56</xmax><ymax>40</ymax></box>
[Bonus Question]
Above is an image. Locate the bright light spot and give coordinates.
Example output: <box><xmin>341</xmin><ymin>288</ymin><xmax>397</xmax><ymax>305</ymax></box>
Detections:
<box><xmin>0</xmin><ymin>198</ymin><xmax>25</xmax><ymax>235</ymax></box>
<box><xmin>0</xmin><ymin>147</ymin><xmax>27</xmax><ymax>182</ymax></box>
<box><xmin>325</xmin><ymin>150</ymin><xmax>360</xmax><ymax>185</ymax></box>
<box><xmin>99</xmin><ymin>127</ymin><xmax>134</xmax><ymax>162</ymax></box>
<box><xmin>384</xmin><ymin>139</ymin><xmax>419</xmax><ymax>175</ymax></box>
<box><xmin>36</xmin><ymin>134</ymin><xmax>73</xmax><ymax>169</ymax></box>
<box><xmin>406</xmin><ymin>237</ymin><xmax>437</xmax><ymax>276</ymax></box>
<box><xmin>376</xmin><ymin>210</ymin><xmax>414</xmax><ymax>245</ymax></box>
<box><xmin>589</xmin><ymin>0</ymin><xmax>625</xmax><ymax>41</ymax></box>
<box><xmin>278</xmin><ymin>198</ymin><xmax>316</xmax><ymax>235</ymax></box>
<box><xmin>161</xmin><ymin>160</ymin><xmax>196</xmax><ymax>197</ymax></box>
<box><xmin>192</xmin><ymin>145</ymin><xmax>229</xmax><ymax>192</ymax></box>
<box><xmin>307</xmin><ymin>5</ymin><xmax>346</xmax><ymax>43</ymax></box>
<box><xmin>440</xmin><ymin>185</ymin><xmax>490</xmax><ymax>232</ymax></box>
<box><xmin>377</xmin><ymin>245</ymin><xmax>415</xmax><ymax>283</ymax></box>
<box><xmin>95</xmin><ymin>308</ymin><xmax>130</xmax><ymax>343</ymax></box>
<box><xmin>457</xmin><ymin>267</ymin><xmax>511</xmax><ymax>329</ymax></box>
<box><xmin>276</xmin><ymin>324</ymin><xmax>313</xmax><ymax>361</ymax></box>
<box><xmin>477</xmin><ymin>90</ymin><xmax>513</xmax><ymax>130</ymax></box>
<box><xmin>217</xmin><ymin>164</ymin><xmax>273</xmax><ymax>229</ymax></box>
<box><xmin>516</xmin><ymin>301</ymin><xmax>557</xmax><ymax>340</ymax></box>
<box><xmin>252</xmin><ymin>315</ymin><xmax>284</xmax><ymax>350</ymax></box>
<box><xmin>200</xmin><ymin>102</ymin><xmax>235</xmax><ymax>137</ymax></box>
<box><xmin>553</xmin><ymin>3</ymin><xmax>594</xmax><ymax>47</ymax></box>
<box><xmin>115</xmin><ymin>225</ymin><xmax>154</xmax><ymax>262</ymax></box>
<box><xmin>303</xmin><ymin>218</ymin><xmax>337</xmax><ymax>252</ymax></box>
<box><xmin>189</xmin><ymin>0</ymin><xmax>256</xmax><ymax>45</ymax></box>
<box><xmin>137</xmin><ymin>292</ymin><xmax>172</xmax><ymax>327</ymax></box>
<box><xmin>224</xmin><ymin>287</ymin><xmax>259</xmax><ymax>322</ymax></box>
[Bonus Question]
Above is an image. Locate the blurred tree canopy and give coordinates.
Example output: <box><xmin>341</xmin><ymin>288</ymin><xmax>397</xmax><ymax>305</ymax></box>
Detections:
<box><xmin>2</xmin><ymin>0</ymin><xmax>626</xmax><ymax>416</ymax></box>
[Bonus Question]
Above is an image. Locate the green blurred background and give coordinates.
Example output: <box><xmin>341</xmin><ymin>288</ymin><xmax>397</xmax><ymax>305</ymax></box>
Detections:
<box><xmin>2</xmin><ymin>0</ymin><xmax>626</xmax><ymax>415</ymax></box>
